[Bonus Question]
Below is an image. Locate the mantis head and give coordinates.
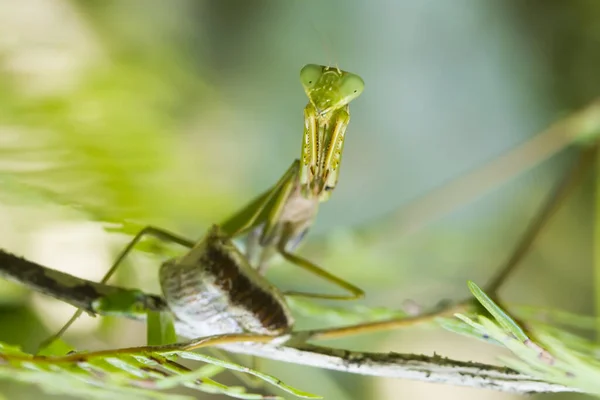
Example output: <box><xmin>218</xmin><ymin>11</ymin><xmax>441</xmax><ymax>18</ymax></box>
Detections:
<box><xmin>300</xmin><ymin>64</ymin><xmax>364</xmax><ymax>117</ymax></box>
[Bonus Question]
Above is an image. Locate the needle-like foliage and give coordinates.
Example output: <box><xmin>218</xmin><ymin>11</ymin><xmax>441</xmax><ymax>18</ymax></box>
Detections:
<box><xmin>0</xmin><ymin>339</ymin><xmax>321</xmax><ymax>400</ymax></box>
<box><xmin>440</xmin><ymin>281</ymin><xmax>600</xmax><ymax>395</ymax></box>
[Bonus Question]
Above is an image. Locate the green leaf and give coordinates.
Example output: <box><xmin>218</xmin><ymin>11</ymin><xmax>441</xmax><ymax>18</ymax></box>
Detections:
<box><xmin>467</xmin><ymin>281</ymin><xmax>529</xmax><ymax>341</ymax></box>
<box><xmin>0</xmin><ymin>338</ymin><xmax>319</xmax><ymax>399</ymax></box>
<box><xmin>146</xmin><ymin>311</ymin><xmax>177</xmax><ymax>346</ymax></box>
<box><xmin>436</xmin><ymin>316</ymin><xmax>503</xmax><ymax>346</ymax></box>
<box><xmin>36</xmin><ymin>339</ymin><xmax>75</xmax><ymax>356</ymax></box>
<box><xmin>288</xmin><ymin>297</ymin><xmax>407</xmax><ymax>324</ymax></box>
<box><xmin>175</xmin><ymin>351</ymin><xmax>322</xmax><ymax>399</ymax></box>
<box><xmin>441</xmin><ymin>281</ymin><xmax>600</xmax><ymax>395</ymax></box>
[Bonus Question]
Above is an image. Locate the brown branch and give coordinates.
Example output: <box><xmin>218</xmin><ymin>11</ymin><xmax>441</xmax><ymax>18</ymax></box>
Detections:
<box><xmin>0</xmin><ymin>249</ymin><xmax>168</xmax><ymax>315</ymax></box>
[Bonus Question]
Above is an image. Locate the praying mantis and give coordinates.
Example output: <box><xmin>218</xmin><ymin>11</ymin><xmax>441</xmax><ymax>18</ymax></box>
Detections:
<box><xmin>42</xmin><ymin>63</ymin><xmax>366</xmax><ymax>347</ymax></box>
<box><xmin>37</xmin><ymin>59</ymin><xmax>600</xmax><ymax>355</ymax></box>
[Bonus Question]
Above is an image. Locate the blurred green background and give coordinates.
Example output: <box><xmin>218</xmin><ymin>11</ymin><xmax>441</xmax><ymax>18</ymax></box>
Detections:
<box><xmin>0</xmin><ymin>0</ymin><xmax>599</xmax><ymax>399</ymax></box>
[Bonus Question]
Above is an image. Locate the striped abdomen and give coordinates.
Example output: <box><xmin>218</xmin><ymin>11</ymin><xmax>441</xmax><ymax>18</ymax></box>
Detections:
<box><xmin>159</xmin><ymin>225</ymin><xmax>293</xmax><ymax>336</ymax></box>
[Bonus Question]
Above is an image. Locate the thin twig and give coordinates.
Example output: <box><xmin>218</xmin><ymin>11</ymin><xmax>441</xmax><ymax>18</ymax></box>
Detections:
<box><xmin>376</xmin><ymin>99</ymin><xmax>600</xmax><ymax>239</ymax></box>
<box><xmin>487</xmin><ymin>146</ymin><xmax>598</xmax><ymax>294</ymax></box>
<box><xmin>0</xmin><ymin>250</ymin><xmax>167</xmax><ymax>314</ymax></box>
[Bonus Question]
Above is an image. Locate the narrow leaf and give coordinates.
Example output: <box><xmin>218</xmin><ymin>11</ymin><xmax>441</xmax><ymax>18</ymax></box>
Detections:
<box><xmin>175</xmin><ymin>351</ymin><xmax>322</xmax><ymax>399</ymax></box>
<box><xmin>147</xmin><ymin>311</ymin><xmax>178</xmax><ymax>346</ymax></box>
<box><xmin>467</xmin><ymin>281</ymin><xmax>529</xmax><ymax>341</ymax></box>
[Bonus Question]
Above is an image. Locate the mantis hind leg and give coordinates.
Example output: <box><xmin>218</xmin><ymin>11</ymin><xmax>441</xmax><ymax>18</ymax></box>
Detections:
<box><xmin>38</xmin><ymin>226</ymin><xmax>196</xmax><ymax>350</ymax></box>
<box><xmin>279</xmin><ymin>249</ymin><xmax>365</xmax><ymax>300</ymax></box>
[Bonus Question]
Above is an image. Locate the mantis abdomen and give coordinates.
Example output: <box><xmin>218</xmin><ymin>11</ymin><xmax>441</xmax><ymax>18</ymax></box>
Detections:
<box><xmin>159</xmin><ymin>226</ymin><xmax>294</xmax><ymax>336</ymax></box>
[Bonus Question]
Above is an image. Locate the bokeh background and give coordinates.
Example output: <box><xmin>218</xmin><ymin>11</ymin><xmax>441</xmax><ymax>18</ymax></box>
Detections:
<box><xmin>0</xmin><ymin>0</ymin><xmax>599</xmax><ymax>399</ymax></box>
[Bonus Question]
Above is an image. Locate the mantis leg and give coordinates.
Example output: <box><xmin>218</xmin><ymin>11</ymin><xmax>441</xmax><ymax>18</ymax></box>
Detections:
<box><xmin>100</xmin><ymin>226</ymin><xmax>195</xmax><ymax>289</ymax></box>
<box><xmin>39</xmin><ymin>226</ymin><xmax>196</xmax><ymax>349</ymax></box>
<box><xmin>279</xmin><ymin>249</ymin><xmax>365</xmax><ymax>300</ymax></box>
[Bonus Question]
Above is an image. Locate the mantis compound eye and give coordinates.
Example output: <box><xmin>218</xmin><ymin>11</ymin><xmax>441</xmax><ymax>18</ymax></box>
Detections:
<box><xmin>300</xmin><ymin>64</ymin><xmax>323</xmax><ymax>89</ymax></box>
<box><xmin>338</xmin><ymin>74</ymin><xmax>365</xmax><ymax>104</ymax></box>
